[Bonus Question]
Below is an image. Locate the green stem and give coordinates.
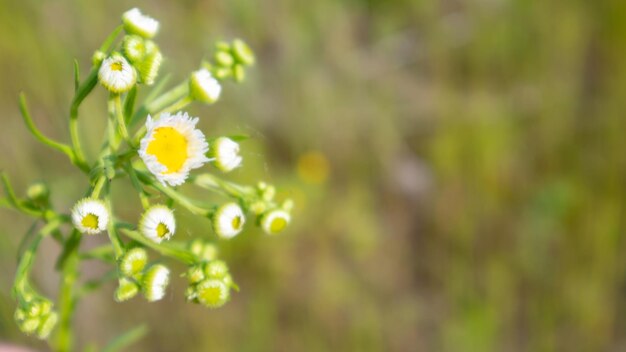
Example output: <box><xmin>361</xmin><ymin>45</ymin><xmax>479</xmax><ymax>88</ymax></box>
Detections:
<box><xmin>118</xmin><ymin>228</ymin><xmax>196</xmax><ymax>264</ymax></box>
<box><xmin>192</xmin><ymin>173</ymin><xmax>255</xmax><ymax>199</ymax></box>
<box><xmin>18</xmin><ymin>94</ymin><xmax>78</xmax><ymax>168</ymax></box>
<box><xmin>0</xmin><ymin>172</ymin><xmax>42</xmax><ymax>217</ymax></box>
<box><xmin>91</xmin><ymin>175</ymin><xmax>107</xmax><ymax>199</ymax></box>
<box><xmin>129</xmin><ymin>81</ymin><xmax>189</xmax><ymax>127</ymax></box>
<box><xmin>160</xmin><ymin>96</ymin><xmax>192</xmax><ymax>114</ymax></box>
<box><xmin>105</xmin><ymin>194</ymin><xmax>124</xmax><ymax>259</ymax></box>
<box><xmin>134</xmin><ymin>170</ymin><xmax>211</xmax><ymax>216</ymax></box>
<box><xmin>113</xmin><ymin>94</ymin><xmax>132</xmax><ymax>147</ymax></box>
<box><xmin>53</xmin><ymin>230</ymin><xmax>81</xmax><ymax>352</ymax></box>
<box><xmin>69</xmin><ymin>69</ymin><xmax>98</xmax><ymax>171</ymax></box>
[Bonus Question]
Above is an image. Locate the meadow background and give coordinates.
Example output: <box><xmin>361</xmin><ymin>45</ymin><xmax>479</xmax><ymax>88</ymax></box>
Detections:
<box><xmin>0</xmin><ymin>0</ymin><xmax>626</xmax><ymax>351</ymax></box>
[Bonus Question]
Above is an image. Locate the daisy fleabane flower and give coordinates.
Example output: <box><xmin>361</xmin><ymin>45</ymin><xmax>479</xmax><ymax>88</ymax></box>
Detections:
<box><xmin>190</xmin><ymin>68</ymin><xmax>222</xmax><ymax>104</ymax></box>
<box><xmin>139</xmin><ymin>205</ymin><xmax>176</xmax><ymax>243</ymax></box>
<box><xmin>212</xmin><ymin>203</ymin><xmax>245</xmax><ymax>239</ymax></box>
<box><xmin>71</xmin><ymin>198</ymin><xmax>109</xmax><ymax>235</ymax></box>
<box><xmin>210</xmin><ymin>137</ymin><xmax>242</xmax><ymax>172</ymax></box>
<box><xmin>98</xmin><ymin>54</ymin><xmax>136</xmax><ymax>93</ymax></box>
<box><xmin>261</xmin><ymin>209</ymin><xmax>291</xmax><ymax>235</ymax></box>
<box><xmin>122</xmin><ymin>8</ymin><xmax>159</xmax><ymax>39</ymax></box>
<box><xmin>139</xmin><ymin>112</ymin><xmax>209</xmax><ymax>186</ymax></box>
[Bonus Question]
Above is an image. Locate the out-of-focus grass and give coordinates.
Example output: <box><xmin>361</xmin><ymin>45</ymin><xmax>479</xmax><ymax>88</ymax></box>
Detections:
<box><xmin>0</xmin><ymin>0</ymin><xmax>626</xmax><ymax>351</ymax></box>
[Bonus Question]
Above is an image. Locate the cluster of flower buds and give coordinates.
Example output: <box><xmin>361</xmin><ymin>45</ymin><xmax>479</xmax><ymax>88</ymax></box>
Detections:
<box><xmin>202</xmin><ymin>39</ymin><xmax>255</xmax><ymax>83</ymax></box>
<box><xmin>14</xmin><ymin>294</ymin><xmax>58</xmax><ymax>339</ymax></box>
<box><xmin>115</xmin><ymin>247</ymin><xmax>171</xmax><ymax>302</ymax></box>
<box><xmin>185</xmin><ymin>240</ymin><xmax>236</xmax><ymax>308</ymax></box>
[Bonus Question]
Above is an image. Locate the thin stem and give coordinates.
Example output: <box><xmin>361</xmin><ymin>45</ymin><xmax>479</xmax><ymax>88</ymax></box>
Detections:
<box><xmin>69</xmin><ymin>68</ymin><xmax>98</xmax><ymax>171</ymax></box>
<box><xmin>129</xmin><ymin>81</ymin><xmax>189</xmax><ymax>127</ymax></box>
<box><xmin>134</xmin><ymin>170</ymin><xmax>211</xmax><ymax>216</ymax></box>
<box><xmin>18</xmin><ymin>93</ymin><xmax>79</xmax><ymax>168</ymax></box>
<box><xmin>105</xmin><ymin>194</ymin><xmax>124</xmax><ymax>259</ymax></box>
<box><xmin>113</xmin><ymin>94</ymin><xmax>132</xmax><ymax>147</ymax></box>
<box><xmin>118</xmin><ymin>228</ymin><xmax>196</xmax><ymax>264</ymax></box>
<box><xmin>54</xmin><ymin>230</ymin><xmax>81</xmax><ymax>352</ymax></box>
<box><xmin>0</xmin><ymin>172</ymin><xmax>42</xmax><ymax>217</ymax></box>
<box><xmin>160</xmin><ymin>96</ymin><xmax>192</xmax><ymax>114</ymax></box>
<box><xmin>91</xmin><ymin>175</ymin><xmax>107</xmax><ymax>199</ymax></box>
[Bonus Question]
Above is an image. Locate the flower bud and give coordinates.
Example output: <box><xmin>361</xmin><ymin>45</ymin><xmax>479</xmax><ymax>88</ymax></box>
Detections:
<box><xmin>98</xmin><ymin>54</ymin><xmax>137</xmax><ymax>94</ymax></box>
<box><xmin>233</xmin><ymin>64</ymin><xmax>245</xmax><ymax>83</ymax></box>
<box><xmin>119</xmin><ymin>248</ymin><xmax>148</xmax><ymax>277</ymax></box>
<box><xmin>204</xmin><ymin>260</ymin><xmax>228</xmax><ymax>279</ymax></box>
<box><xmin>122</xmin><ymin>8</ymin><xmax>159</xmax><ymax>39</ymax></box>
<box><xmin>138</xmin><ymin>47</ymin><xmax>162</xmax><ymax>85</ymax></box>
<box><xmin>26</xmin><ymin>182</ymin><xmax>49</xmax><ymax>202</ymax></box>
<box><xmin>18</xmin><ymin>318</ymin><xmax>40</xmax><ymax>335</ymax></box>
<box><xmin>92</xmin><ymin>51</ymin><xmax>106</xmax><ymax>67</ymax></box>
<box><xmin>190</xmin><ymin>68</ymin><xmax>222</xmax><ymax>104</ymax></box>
<box><xmin>115</xmin><ymin>278</ymin><xmax>140</xmax><ymax>302</ymax></box>
<box><xmin>212</xmin><ymin>203</ymin><xmax>245</xmax><ymax>239</ymax></box>
<box><xmin>209</xmin><ymin>137</ymin><xmax>242</xmax><ymax>173</ymax></box>
<box><xmin>36</xmin><ymin>312</ymin><xmax>58</xmax><ymax>339</ymax></box>
<box><xmin>214</xmin><ymin>50</ymin><xmax>235</xmax><ymax>67</ymax></box>
<box><xmin>196</xmin><ymin>279</ymin><xmax>230</xmax><ymax>308</ymax></box>
<box><xmin>122</xmin><ymin>35</ymin><xmax>147</xmax><ymax>63</ymax></box>
<box><xmin>232</xmin><ymin>39</ymin><xmax>255</xmax><ymax>66</ymax></box>
<box><xmin>142</xmin><ymin>264</ymin><xmax>170</xmax><ymax>302</ymax></box>
<box><xmin>139</xmin><ymin>205</ymin><xmax>176</xmax><ymax>243</ymax></box>
<box><xmin>187</xmin><ymin>266</ymin><xmax>205</xmax><ymax>284</ymax></box>
<box><xmin>260</xmin><ymin>209</ymin><xmax>290</xmax><ymax>235</ymax></box>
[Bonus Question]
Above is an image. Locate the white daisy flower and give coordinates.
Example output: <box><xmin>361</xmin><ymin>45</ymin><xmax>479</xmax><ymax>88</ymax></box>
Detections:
<box><xmin>98</xmin><ymin>54</ymin><xmax>136</xmax><ymax>93</ymax></box>
<box><xmin>139</xmin><ymin>205</ymin><xmax>176</xmax><ymax>243</ymax></box>
<box><xmin>139</xmin><ymin>112</ymin><xmax>209</xmax><ymax>186</ymax></box>
<box><xmin>142</xmin><ymin>264</ymin><xmax>170</xmax><ymax>302</ymax></box>
<box><xmin>189</xmin><ymin>68</ymin><xmax>222</xmax><ymax>104</ymax></box>
<box><xmin>71</xmin><ymin>198</ymin><xmax>109</xmax><ymax>235</ymax></box>
<box><xmin>212</xmin><ymin>203</ymin><xmax>245</xmax><ymax>239</ymax></box>
<box><xmin>196</xmin><ymin>279</ymin><xmax>230</xmax><ymax>308</ymax></box>
<box><xmin>210</xmin><ymin>137</ymin><xmax>242</xmax><ymax>172</ymax></box>
<box><xmin>261</xmin><ymin>209</ymin><xmax>290</xmax><ymax>235</ymax></box>
<box><xmin>122</xmin><ymin>35</ymin><xmax>147</xmax><ymax>63</ymax></box>
<box><xmin>119</xmin><ymin>247</ymin><xmax>148</xmax><ymax>276</ymax></box>
<box><xmin>122</xmin><ymin>8</ymin><xmax>159</xmax><ymax>39</ymax></box>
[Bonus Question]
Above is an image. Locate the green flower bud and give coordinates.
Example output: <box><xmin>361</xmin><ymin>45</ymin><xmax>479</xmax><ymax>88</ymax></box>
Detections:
<box><xmin>260</xmin><ymin>209</ymin><xmax>290</xmax><ymax>235</ymax></box>
<box><xmin>189</xmin><ymin>239</ymin><xmax>205</xmax><ymax>257</ymax></box>
<box><xmin>214</xmin><ymin>50</ymin><xmax>235</xmax><ymax>67</ymax></box>
<box><xmin>201</xmin><ymin>243</ymin><xmax>219</xmax><ymax>261</ymax></box>
<box><xmin>262</xmin><ymin>185</ymin><xmax>275</xmax><ymax>202</ymax></box>
<box><xmin>196</xmin><ymin>279</ymin><xmax>230</xmax><ymax>308</ymax></box>
<box><xmin>115</xmin><ymin>278</ymin><xmax>140</xmax><ymax>302</ymax></box>
<box><xmin>36</xmin><ymin>312</ymin><xmax>58</xmax><ymax>339</ymax></box>
<box><xmin>204</xmin><ymin>260</ymin><xmax>228</xmax><ymax>279</ymax></box>
<box><xmin>281</xmin><ymin>199</ymin><xmax>294</xmax><ymax>212</ymax></box>
<box><xmin>19</xmin><ymin>318</ymin><xmax>40</xmax><ymax>335</ymax></box>
<box><xmin>187</xmin><ymin>266</ymin><xmax>205</xmax><ymax>284</ymax></box>
<box><xmin>119</xmin><ymin>247</ymin><xmax>148</xmax><ymax>277</ymax></box>
<box><xmin>26</xmin><ymin>182</ymin><xmax>49</xmax><ymax>202</ymax></box>
<box><xmin>213</xmin><ymin>67</ymin><xmax>232</xmax><ymax>80</ymax></box>
<box><xmin>232</xmin><ymin>39</ymin><xmax>255</xmax><ymax>66</ymax></box>
<box><xmin>215</xmin><ymin>41</ymin><xmax>230</xmax><ymax>51</ymax></box>
<box><xmin>122</xmin><ymin>35</ymin><xmax>147</xmax><ymax>63</ymax></box>
<box><xmin>138</xmin><ymin>47</ymin><xmax>162</xmax><ymax>85</ymax></box>
<box><xmin>190</xmin><ymin>68</ymin><xmax>222</xmax><ymax>104</ymax></box>
<box><xmin>249</xmin><ymin>201</ymin><xmax>267</xmax><ymax>215</ymax></box>
<box><xmin>92</xmin><ymin>50</ymin><xmax>106</xmax><ymax>67</ymax></box>
<box><xmin>142</xmin><ymin>264</ymin><xmax>170</xmax><ymax>302</ymax></box>
<box><xmin>233</xmin><ymin>64</ymin><xmax>245</xmax><ymax>83</ymax></box>
<box><xmin>185</xmin><ymin>286</ymin><xmax>197</xmax><ymax>301</ymax></box>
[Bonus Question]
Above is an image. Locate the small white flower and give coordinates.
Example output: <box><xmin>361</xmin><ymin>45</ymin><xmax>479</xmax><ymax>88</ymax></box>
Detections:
<box><xmin>122</xmin><ymin>35</ymin><xmax>147</xmax><ymax>63</ymax></box>
<box><xmin>71</xmin><ymin>198</ymin><xmax>109</xmax><ymax>235</ymax></box>
<box><xmin>98</xmin><ymin>54</ymin><xmax>136</xmax><ymax>93</ymax></box>
<box><xmin>212</xmin><ymin>203</ymin><xmax>245</xmax><ymax>239</ymax></box>
<box><xmin>139</xmin><ymin>112</ymin><xmax>209</xmax><ymax>186</ymax></box>
<box><xmin>114</xmin><ymin>278</ymin><xmax>140</xmax><ymax>302</ymax></box>
<box><xmin>119</xmin><ymin>247</ymin><xmax>148</xmax><ymax>276</ymax></box>
<box><xmin>261</xmin><ymin>209</ymin><xmax>290</xmax><ymax>235</ymax></box>
<box><xmin>189</xmin><ymin>69</ymin><xmax>222</xmax><ymax>104</ymax></box>
<box><xmin>210</xmin><ymin>137</ymin><xmax>242</xmax><ymax>173</ymax></box>
<box><xmin>196</xmin><ymin>279</ymin><xmax>230</xmax><ymax>308</ymax></box>
<box><xmin>142</xmin><ymin>264</ymin><xmax>170</xmax><ymax>302</ymax></box>
<box><xmin>139</xmin><ymin>205</ymin><xmax>176</xmax><ymax>243</ymax></box>
<box><xmin>122</xmin><ymin>8</ymin><xmax>159</xmax><ymax>39</ymax></box>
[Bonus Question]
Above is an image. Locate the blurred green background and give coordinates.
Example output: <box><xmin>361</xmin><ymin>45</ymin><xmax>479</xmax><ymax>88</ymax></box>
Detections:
<box><xmin>1</xmin><ymin>0</ymin><xmax>626</xmax><ymax>351</ymax></box>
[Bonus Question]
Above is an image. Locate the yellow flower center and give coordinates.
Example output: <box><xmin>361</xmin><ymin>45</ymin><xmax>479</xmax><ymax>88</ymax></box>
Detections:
<box><xmin>156</xmin><ymin>223</ymin><xmax>169</xmax><ymax>238</ymax></box>
<box><xmin>199</xmin><ymin>285</ymin><xmax>223</xmax><ymax>305</ymax></box>
<box><xmin>270</xmin><ymin>217</ymin><xmax>287</xmax><ymax>233</ymax></box>
<box><xmin>146</xmin><ymin>127</ymin><xmax>188</xmax><ymax>173</ymax></box>
<box><xmin>82</xmin><ymin>213</ymin><xmax>99</xmax><ymax>229</ymax></box>
<box><xmin>111</xmin><ymin>61</ymin><xmax>124</xmax><ymax>71</ymax></box>
<box><xmin>231</xmin><ymin>215</ymin><xmax>242</xmax><ymax>230</ymax></box>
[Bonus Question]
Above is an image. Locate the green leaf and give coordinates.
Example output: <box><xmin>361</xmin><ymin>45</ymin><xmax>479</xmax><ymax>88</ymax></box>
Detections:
<box><xmin>102</xmin><ymin>324</ymin><xmax>149</xmax><ymax>352</ymax></box>
<box><xmin>73</xmin><ymin>59</ymin><xmax>80</xmax><ymax>92</ymax></box>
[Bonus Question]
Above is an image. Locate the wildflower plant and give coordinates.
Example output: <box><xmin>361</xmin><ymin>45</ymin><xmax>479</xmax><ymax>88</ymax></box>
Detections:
<box><xmin>3</xmin><ymin>8</ymin><xmax>292</xmax><ymax>351</ymax></box>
